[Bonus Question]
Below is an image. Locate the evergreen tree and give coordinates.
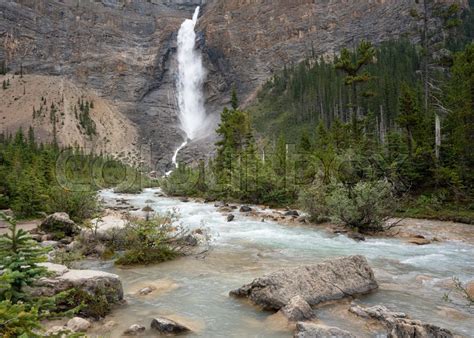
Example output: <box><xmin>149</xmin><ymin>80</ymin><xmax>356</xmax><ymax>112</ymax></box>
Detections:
<box><xmin>231</xmin><ymin>86</ymin><xmax>239</xmax><ymax>110</ymax></box>
<box><xmin>0</xmin><ymin>213</ymin><xmax>49</xmax><ymax>302</ymax></box>
<box><xmin>335</xmin><ymin>40</ymin><xmax>376</xmax><ymax>121</ymax></box>
<box><xmin>397</xmin><ymin>84</ymin><xmax>422</xmax><ymax>157</ymax></box>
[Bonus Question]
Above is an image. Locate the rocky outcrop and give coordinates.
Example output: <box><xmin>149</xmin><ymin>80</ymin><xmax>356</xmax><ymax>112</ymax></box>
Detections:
<box><xmin>200</xmin><ymin>0</ymin><xmax>467</xmax><ymax>106</ymax></box>
<box><xmin>0</xmin><ymin>0</ymin><xmax>204</xmax><ymax>171</ymax></box>
<box><xmin>150</xmin><ymin>316</ymin><xmax>191</xmax><ymax>334</ymax></box>
<box><xmin>230</xmin><ymin>255</ymin><xmax>378</xmax><ymax>310</ymax></box>
<box><xmin>294</xmin><ymin>322</ymin><xmax>355</xmax><ymax>338</ymax></box>
<box><xmin>31</xmin><ymin>263</ymin><xmax>123</xmax><ymax>316</ymax></box>
<box><xmin>349</xmin><ymin>304</ymin><xmax>453</xmax><ymax>338</ymax></box>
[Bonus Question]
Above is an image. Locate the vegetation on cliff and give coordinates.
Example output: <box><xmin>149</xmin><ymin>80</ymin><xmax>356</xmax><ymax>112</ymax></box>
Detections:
<box><xmin>163</xmin><ymin>39</ymin><xmax>474</xmax><ymax>227</ymax></box>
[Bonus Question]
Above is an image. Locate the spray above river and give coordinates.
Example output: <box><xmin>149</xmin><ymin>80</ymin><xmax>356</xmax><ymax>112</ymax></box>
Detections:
<box><xmin>176</xmin><ymin>6</ymin><xmax>207</xmax><ymax>142</ymax></box>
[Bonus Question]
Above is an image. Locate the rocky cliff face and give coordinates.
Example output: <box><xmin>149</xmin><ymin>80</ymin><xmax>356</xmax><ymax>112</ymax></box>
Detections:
<box><xmin>1</xmin><ymin>0</ymin><xmax>204</xmax><ymax>170</ymax></box>
<box><xmin>0</xmin><ymin>0</ymin><xmax>465</xmax><ymax>172</ymax></box>
<box><xmin>199</xmin><ymin>0</ymin><xmax>467</xmax><ymax>105</ymax></box>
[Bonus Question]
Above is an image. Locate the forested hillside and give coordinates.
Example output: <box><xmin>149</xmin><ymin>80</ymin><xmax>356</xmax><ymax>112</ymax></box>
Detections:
<box><xmin>0</xmin><ymin>128</ymin><xmax>151</xmax><ymax>220</ymax></box>
<box><xmin>164</xmin><ymin>4</ymin><xmax>474</xmax><ymax>224</ymax></box>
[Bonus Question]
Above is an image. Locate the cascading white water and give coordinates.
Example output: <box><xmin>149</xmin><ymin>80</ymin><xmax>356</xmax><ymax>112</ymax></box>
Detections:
<box><xmin>166</xmin><ymin>7</ymin><xmax>207</xmax><ymax>176</ymax></box>
<box><xmin>176</xmin><ymin>6</ymin><xmax>207</xmax><ymax>141</ymax></box>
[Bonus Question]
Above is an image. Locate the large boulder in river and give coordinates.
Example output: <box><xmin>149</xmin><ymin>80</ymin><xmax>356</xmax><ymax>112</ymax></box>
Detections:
<box><xmin>150</xmin><ymin>316</ymin><xmax>191</xmax><ymax>334</ymax></box>
<box><xmin>40</xmin><ymin>212</ymin><xmax>79</xmax><ymax>236</ymax></box>
<box><xmin>349</xmin><ymin>304</ymin><xmax>453</xmax><ymax>338</ymax></box>
<box><xmin>230</xmin><ymin>255</ymin><xmax>378</xmax><ymax>310</ymax></box>
<box><xmin>294</xmin><ymin>322</ymin><xmax>355</xmax><ymax>338</ymax></box>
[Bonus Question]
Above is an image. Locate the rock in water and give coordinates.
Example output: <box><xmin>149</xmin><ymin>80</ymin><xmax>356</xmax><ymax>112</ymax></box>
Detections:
<box><xmin>227</xmin><ymin>214</ymin><xmax>235</xmax><ymax>222</ymax></box>
<box><xmin>349</xmin><ymin>304</ymin><xmax>453</xmax><ymax>338</ymax></box>
<box><xmin>279</xmin><ymin>295</ymin><xmax>314</xmax><ymax>321</ymax></box>
<box><xmin>230</xmin><ymin>255</ymin><xmax>378</xmax><ymax>310</ymax></box>
<box><xmin>240</xmin><ymin>205</ymin><xmax>252</xmax><ymax>212</ymax></box>
<box><xmin>150</xmin><ymin>317</ymin><xmax>191</xmax><ymax>334</ymax></box>
<box><xmin>66</xmin><ymin>317</ymin><xmax>91</xmax><ymax>332</ymax></box>
<box><xmin>124</xmin><ymin>324</ymin><xmax>146</xmax><ymax>335</ymax></box>
<box><xmin>294</xmin><ymin>322</ymin><xmax>355</xmax><ymax>338</ymax></box>
<box><xmin>40</xmin><ymin>212</ymin><xmax>79</xmax><ymax>236</ymax></box>
<box><xmin>348</xmin><ymin>232</ymin><xmax>366</xmax><ymax>242</ymax></box>
<box><xmin>285</xmin><ymin>210</ymin><xmax>299</xmax><ymax>217</ymax></box>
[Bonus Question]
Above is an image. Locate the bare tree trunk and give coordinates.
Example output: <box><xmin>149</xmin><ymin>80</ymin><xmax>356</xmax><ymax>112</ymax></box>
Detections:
<box><xmin>435</xmin><ymin>113</ymin><xmax>441</xmax><ymax>160</ymax></box>
<box><xmin>379</xmin><ymin>105</ymin><xmax>386</xmax><ymax>145</ymax></box>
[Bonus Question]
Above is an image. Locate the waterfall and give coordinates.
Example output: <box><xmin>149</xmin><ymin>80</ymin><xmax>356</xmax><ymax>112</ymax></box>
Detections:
<box><xmin>166</xmin><ymin>7</ymin><xmax>206</xmax><ymax>176</ymax></box>
<box><xmin>176</xmin><ymin>6</ymin><xmax>207</xmax><ymax>141</ymax></box>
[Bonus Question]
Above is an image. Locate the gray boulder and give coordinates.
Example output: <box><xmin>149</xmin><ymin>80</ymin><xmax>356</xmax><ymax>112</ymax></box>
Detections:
<box><xmin>285</xmin><ymin>210</ymin><xmax>299</xmax><ymax>217</ymax></box>
<box><xmin>230</xmin><ymin>255</ymin><xmax>378</xmax><ymax>310</ymax></box>
<box><xmin>240</xmin><ymin>205</ymin><xmax>252</xmax><ymax>212</ymax></box>
<box><xmin>294</xmin><ymin>322</ymin><xmax>355</xmax><ymax>338</ymax></box>
<box><xmin>66</xmin><ymin>317</ymin><xmax>91</xmax><ymax>332</ymax></box>
<box><xmin>279</xmin><ymin>295</ymin><xmax>314</xmax><ymax>321</ymax></box>
<box><xmin>150</xmin><ymin>316</ymin><xmax>191</xmax><ymax>334</ymax></box>
<box><xmin>40</xmin><ymin>212</ymin><xmax>79</xmax><ymax>236</ymax></box>
<box><xmin>30</xmin><ymin>263</ymin><xmax>123</xmax><ymax>317</ymax></box>
<box><xmin>227</xmin><ymin>214</ymin><xmax>235</xmax><ymax>222</ymax></box>
<box><xmin>349</xmin><ymin>304</ymin><xmax>453</xmax><ymax>338</ymax></box>
<box><xmin>123</xmin><ymin>324</ymin><xmax>146</xmax><ymax>335</ymax></box>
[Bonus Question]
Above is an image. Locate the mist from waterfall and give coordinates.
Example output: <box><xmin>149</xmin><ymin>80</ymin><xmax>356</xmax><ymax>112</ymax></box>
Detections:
<box><xmin>176</xmin><ymin>6</ymin><xmax>207</xmax><ymax>141</ymax></box>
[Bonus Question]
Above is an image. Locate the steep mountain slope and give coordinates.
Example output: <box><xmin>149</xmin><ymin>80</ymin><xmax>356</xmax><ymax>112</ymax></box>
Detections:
<box><xmin>199</xmin><ymin>0</ymin><xmax>467</xmax><ymax>105</ymax></box>
<box><xmin>1</xmin><ymin>0</ymin><xmax>196</xmax><ymax>169</ymax></box>
<box><xmin>0</xmin><ymin>0</ymin><xmax>466</xmax><ymax>172</ymax></box>
<box><xmin>0</xmin><ymin>74</ymin><xmax>139</xmax><ymax>162</ymax></box>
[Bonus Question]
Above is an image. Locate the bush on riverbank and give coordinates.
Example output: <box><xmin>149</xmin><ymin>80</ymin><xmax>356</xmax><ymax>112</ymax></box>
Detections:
<box><xmin>300</xmin><ymin>179</ymin><xmax>395</xmax><ymax>231</ymax></box>
<box><xmin>113</xmin><ymin>215</ymin><xmax>185</xmax><ymax>266</ymax></box>
<box><xmin>77</xmin><ymin>213</ymin><xmax>187</xmax><ymax>266</ymax></box>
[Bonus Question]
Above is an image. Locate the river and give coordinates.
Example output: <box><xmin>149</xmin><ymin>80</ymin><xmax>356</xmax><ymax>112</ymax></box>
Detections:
<box><xmin>83</xmin><ymin>188</ymin><xmax>474</xmax><ymax>337</ymax></box>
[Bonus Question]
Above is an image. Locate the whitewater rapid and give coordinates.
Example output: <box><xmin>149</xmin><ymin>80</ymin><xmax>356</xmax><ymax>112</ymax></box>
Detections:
<box><xmin>91</xmin><ymin>189</ymin><xmax>474</xmax><ymax>337</ymax></box>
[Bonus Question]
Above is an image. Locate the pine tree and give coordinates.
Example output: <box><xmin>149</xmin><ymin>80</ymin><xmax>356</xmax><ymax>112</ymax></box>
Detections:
<box><xmin>0</xmin><ymin>213</ymin><xmax>49</xmax><ymax>302</ymax></box>
<box><xmin>231</xmin><ymin>86</ymin><xmax>239</xmax><ymax>110</ymax></box>
<box><xmin>397</xmin><ymin>84</ymin><xmax>422</xmax><ymax>157</ymax></box>
<box><xmin>335</xmin><ymin>40</ymin><xmax>376</xmax><ymax>119</ymax></box>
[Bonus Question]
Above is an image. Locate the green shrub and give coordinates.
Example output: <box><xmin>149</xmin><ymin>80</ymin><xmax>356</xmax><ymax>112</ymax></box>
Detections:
<box><xmin>0</xmin><ymin>300</ymin><xmax>42</xmax><ymax>338</ymax></box>
<box><xmin>298</xmin><ymin>179</ymin><xmax>332</xmax><ymax>223</ymax></box>
<box><xmin>47</xmin><ymin>187</ymin><xmax>99</xmax><ymax>223</ymax></box>
<box><xmin>300</xmin><ymin>179</ymin><xmax>394</xmax><ymax>231</ymax></box>
<box><xmin>327</xmin><ymin>180</ymin><xmax>394</xmax><ymax>231</ymax></box>
<box><xmin>65</xmin><ymin>288</ymin><xmax>110</xmax><ymax>319</ymax></box>
<box><xmin>115</xmin><ymin>246</ymin><xmax>178</xmax><ymax>266</ymax></box>
<box><xmin>105</xmin><ymin>214</ymin><xmax>186</xmax><ymax>266</ymax></box>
